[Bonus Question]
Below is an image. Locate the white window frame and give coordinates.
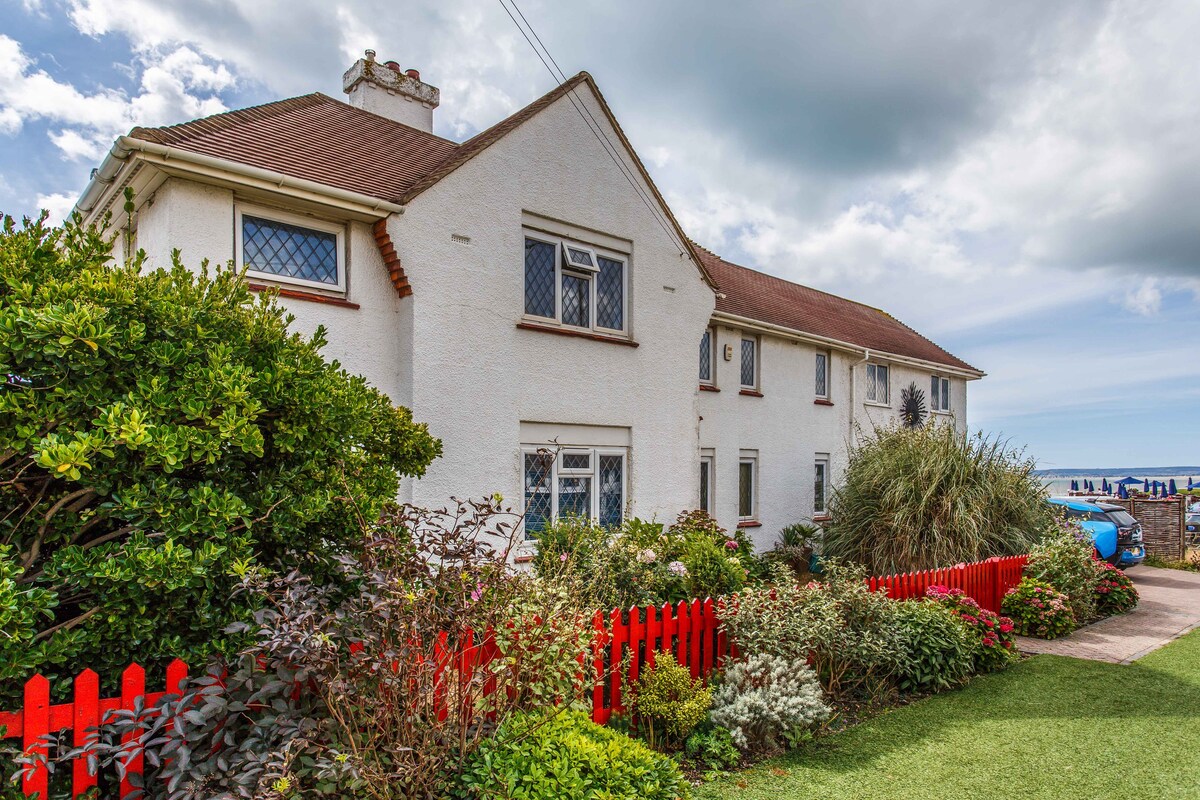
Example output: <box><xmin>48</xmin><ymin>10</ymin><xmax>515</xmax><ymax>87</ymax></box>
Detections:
<box><xmin>521</xmin><ymin>445</ymin><xmax>627</xmax><ymax>537</ymax></box>
<box><xmin>699</xmin><ymin>452</ymin><xmax>714</xmax><ymax>512</ymax></box>
<box><xmin>523</xmin><ymin>231</ymin><xmax>628</xmax><ymax>336</ymax></box>
<box><xmin>814</xmin><ymin>455</ymin><xmax>830</xmax><ymax>515</ymax></box>
<box><xmin>740</xmin><ymin>336</ymin><xmax>759</xmax><ymax>390</ymax></box>
<box><xmin>931</xmin><ymin>376</ymin><xmax>951</xmax><ymax>413</ymax></box>
<box><xmin>235</xmin><ymin>203</ymin><xmax>346</xmax><ymax>293</ymax></box>
<box><xmin>865</xmin><ymin>363</ymin><xmax>890</xmax><ymax>405</ymax></box>
<box><xmin>700</xmin><ymin>327</ymin><xmax>717</xmax><ymax>386</ymax></box>
<box><xmin>738</xmin><ymin>453</ymin><xmax>758</xmax><ymax>521</ymax></box>
<box><xmin>815</xmin><ymin>350</ymin><xmax>830</xmax><ymax>399</ymax></box>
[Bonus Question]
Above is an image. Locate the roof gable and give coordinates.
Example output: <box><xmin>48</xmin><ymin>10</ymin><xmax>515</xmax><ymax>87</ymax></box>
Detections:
<box><xmin>695</xmin><ymin>245</ymin><xmax>980</xmax><ymax>374</ymax></box>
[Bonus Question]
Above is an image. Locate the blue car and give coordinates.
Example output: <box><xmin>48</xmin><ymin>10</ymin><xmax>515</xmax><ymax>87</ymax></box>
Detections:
<box><xmin>1047</xmin><ymin>498</ymin><xmax>1145</xmax><ymax>568</ymax></box>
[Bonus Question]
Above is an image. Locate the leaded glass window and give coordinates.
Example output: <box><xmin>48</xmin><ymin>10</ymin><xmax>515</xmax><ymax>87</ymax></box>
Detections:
<box><xmin>740</xmin><ymin>337</ymin><xmax>757</xmax><ymax>388</ymax></box>
<box><xmin>561</xmin><ymin>272</ymin><xmax>590</xmax><ymax>328</ymax></box>
<box><xmin>739</xmin><ymin>459</ymin><xmax>755</xmax><ymax>519</ymax></box>
<box><xmin>242</xmin><ymin>214</ymin><xmax>339</xmax><ymax>286</ymax></box>
<box><xmin>699</xmin><ymin>329</ymin><xmax>713</xmax><ymax>383</ymax></box>
<box><xmin>558</xmin><ymin>475</ymin><xmax>592</xmax><ymax>519</ymax></box>
<box><xmin>939</xmin><ymin>378</ymin><xmax>950</xmax><ymax>411</ymax></box>
<box><xmin>930</xmin><ymin>376</ymin><xmax>940</xmax><ymax>411</ymax></box>
<box><xmin>596</xmin><ymin>256</ymin><xmax>624</xmax><ymax>330</ymax></box>
<box><xmin>599</xmin><ymin>455</ymin><xmax>624</xmax><ymax>527</ymax></box>
<box><xmin>524</xmin><ymin>239</ymin><xmax>556</xmax><ymax>318</ymax></box>
<box><xmin>815</xmin><ymin>352</ymin><xmax>828</xmax><ymax>398</ymax></box>
<box><xmin>867</xmin><ymin>364</ymin><xmax>889</xmax><ymax>404</ymax></box>
<box><xmin>699</xmin><ymin>457</ymin><xmax>712</xmax><ymax>513</ymax></box>
<box><xmin>814</xmin><ymin>459</ymin><xmax>828</xmax><ymax>514</ymax></box>
<box><xmin>523</xmin><ymin>453</ymin><xmax>553</xmax><ymax>537</ymax></box>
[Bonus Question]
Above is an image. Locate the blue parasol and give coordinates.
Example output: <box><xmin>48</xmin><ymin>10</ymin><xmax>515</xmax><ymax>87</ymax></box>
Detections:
<box><xmin>1170</xmin><ymin>479</ymin><xmax>1178</xmax><ymax>496</ymax></box>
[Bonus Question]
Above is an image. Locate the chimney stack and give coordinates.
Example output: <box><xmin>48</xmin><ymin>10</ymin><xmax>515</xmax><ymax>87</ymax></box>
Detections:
<box><xmin>343</xmin><ymin>49</ymin><xmax>440</xmax><ymax>133</ymax></box>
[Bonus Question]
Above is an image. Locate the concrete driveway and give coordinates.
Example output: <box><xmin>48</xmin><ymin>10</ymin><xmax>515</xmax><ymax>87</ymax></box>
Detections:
<box><xmin>1016</xmin><ymin>565</ymin><xmax>1200</xmax><ymax>663</ymax></box>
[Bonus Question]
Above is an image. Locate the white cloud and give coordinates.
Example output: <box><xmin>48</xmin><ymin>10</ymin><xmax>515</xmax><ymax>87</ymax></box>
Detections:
<box><xmin>1121</xmin><ymin>277</ymin><xmax>1163</xmax><ymax>316</ymax></box>
<box><xmin>35</xmin><ymin>192</ymin><xmax>78</xmax><ymax>222</ymax></box>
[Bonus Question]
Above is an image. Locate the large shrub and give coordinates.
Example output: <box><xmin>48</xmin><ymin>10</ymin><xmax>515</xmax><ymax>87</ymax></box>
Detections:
<box><xmin>0</xmin><ymin>215</ymin><xmax>440</xmax><ymax>694</ymax></box>
<box><xmin>925</xmin><ymin>586</ymin><xmax>1018</xmax><ymax>672</ymax></box>
<box><xmin>1025</xmin><ymin>517</ymin><xmax>1101</xmax><ymax>622</ymax></box>
<box><xmin>1002</xmin><ymin>578</ymin><xmax>1075</xmax><ymax>639</ymax></box>
<box><xmin>824</xmin><ymin>423</ymin><xmax>1052</xmax><ymax>574</ymax></box>
<box><xmin>456</xmin><ymin>710</ymin><xmax>689</xmax><ymax>800</ymax></box>
<box><xmin>709</xmin><ymin>654</ymin><xmax>831</xmax><ymax>752</ymax></box>
<box><xmin>892</xmin><ymin>600</ymin><xmax>978</xmax><ymax>693</ymax></box>
<box><xmin>17</xmin><ymin>500</ymin><xmax>593</xmax><ymax>799</ymax></box>
<box><xmin>1094</xmin><ymin>562</ymin><xmax>1139</xmax><ymax>617</ymax></box>
<box><xmin>720</xmin><ymin>562</ymin><xmax>907</xmax><ymax>698</ymax></box>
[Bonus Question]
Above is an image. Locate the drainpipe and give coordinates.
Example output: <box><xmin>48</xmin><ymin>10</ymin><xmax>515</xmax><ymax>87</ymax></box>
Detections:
<box><xmin>850</xmin><ymin>349</ymin><xmax>871</xmax><ymax>441</ymax></box>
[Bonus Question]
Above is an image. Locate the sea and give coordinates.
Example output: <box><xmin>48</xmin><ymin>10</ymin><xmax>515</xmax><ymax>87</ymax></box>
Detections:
<box><xmin>1038</xmin><ymin>474</ymin><xmax>1200</xmax><ymax>497</ymax></box>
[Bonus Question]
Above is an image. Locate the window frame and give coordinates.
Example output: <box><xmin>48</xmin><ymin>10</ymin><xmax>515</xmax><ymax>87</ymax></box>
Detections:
<box><xmin>931</xmin><ymin>375</ymin><xmax>951</xmax><ymax>413</ymax></box>
<box><xmin>815</xmin><ymin>350</ymin><xmax>830</xmax><ymax>399</ymax></box>
<box><xmin>740</xmin><ymin>335</ymin><xmax>759</xmax><ymax>390</ymax></box>
<box><xmin>738</xmin><ymin>455</ymin><xmax>758</xmax><ymax>521</ymax></box>
<box><xmin>699</xmin><ymin>452</ymin><xmax>714</xmax><ymax>513</ymax></box>
<box><xmin>865</xmin><ymin>363</ymin><xmax>890</xmax><ymax>405</ymax></box>
<box><xmin>235</xmin><ymin>203</ymin><xmax>347</xmax><ymax>293</ymax></box>
<box><xmin>523</xmin><ymin>231</ymin><xmax>628</xmax><ymax>336</ymax></box>
<box><xmin>699</xmin><ymin>327</ymin><xmax>717</xmax><ymax>386</ymax></box>
<box><xmin>814</xmin><ymin>456</ymin><xmax>830</xmax><ymax>515</ymax></box>
<box><xmin>521</xmin><ymin>445</ymin><xmax>627</xmax><ymax>538</ymax></box>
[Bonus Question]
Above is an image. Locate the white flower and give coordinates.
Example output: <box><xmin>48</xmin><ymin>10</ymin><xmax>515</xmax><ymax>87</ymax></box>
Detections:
<box><xmin>637</xmin><ymin>548</ymin><xmax>657</xmax><ymax>564</ymax></box>
<box><xmin>668</xmin><ymin>560</ymin><xmax>688</xmax><ymax>577</ymax></box>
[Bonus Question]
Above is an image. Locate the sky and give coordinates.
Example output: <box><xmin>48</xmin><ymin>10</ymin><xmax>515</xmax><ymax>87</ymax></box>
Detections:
<box><xmin>2</xmin><ymin>0</ymin><xmax>1199</xmax><ymax>469</ymax></box>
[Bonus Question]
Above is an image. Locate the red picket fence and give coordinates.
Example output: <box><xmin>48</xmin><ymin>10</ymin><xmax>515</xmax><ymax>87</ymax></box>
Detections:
<box><xmin>1</xmin><ymin>555</ymin><xmax>1026</xmax><ymax>797</ymax></box>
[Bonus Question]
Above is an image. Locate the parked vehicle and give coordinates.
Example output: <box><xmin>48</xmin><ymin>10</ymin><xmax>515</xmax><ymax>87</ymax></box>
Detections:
<box><xmin>1047</xmin><ymin>498</ymin><xmax>1146</xmax><ymax>568</ymax></box>
<box><xmin>1187</xmin><ymin>513</ymin><xmax>1199</xmax><ymax>535</ymax></box>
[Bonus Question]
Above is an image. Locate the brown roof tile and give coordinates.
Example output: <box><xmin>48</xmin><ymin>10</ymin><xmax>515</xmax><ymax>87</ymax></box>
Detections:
<box><xmin>129</xmin><ymin>93</ymin><xmax>459</xmax><ymax>203</ymax></box>
<box><xmin>695</xmin><ymin>245</ymin><xmax>980</xmax><ymax>374</ymax></box>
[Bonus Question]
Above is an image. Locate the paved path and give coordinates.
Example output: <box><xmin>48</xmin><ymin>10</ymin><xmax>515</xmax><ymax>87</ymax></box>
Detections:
<box><xmin>1016</xmin><ymin>565</ymin><xmax>1200</xmax><ymax>663</ymax></box>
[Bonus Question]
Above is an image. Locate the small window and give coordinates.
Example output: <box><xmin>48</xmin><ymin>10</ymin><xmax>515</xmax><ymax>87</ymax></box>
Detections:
<box><xmin>561</xmin><ymin>271</ymin><xmax>591</xmax><ymax>328</ymax></box>
<box><xmin>699</xmin><ymin>454</ymin><xmax>714</xmax><ymax>512</ymax></box>
<box><xmin>931</xmin><ymin>376</ymin><xmax>950</xmax><ymax>412</ymax></box>
<box><xmin>522</xmin><ymin>447</ymin><xmax>625</xmax><ymax>538</ymax></box>
<box><xmin>523</xmin><ymin>234</ymin><xmax>626</xmax><ymax>334</ymax></box>
<box><xmin>237</xmin><ymin>206</ymin><xmax>344</xmax><ymax>291</ymax></box>
<box><xmin>866</xmin><ymin>363</ymin><xmax>889</xmax><ymax>404</ymax></box>
<box><xmin>814</xmin><ymin>456</ymin><xmax>829</xmax><ymax>514</ymax></box>
<box><xmin>815</xmin><ymin>352</ymin><xmax>829</xmax><ymax>398</ymax></box>
<box><xmin>740</xmin><ymin>337</ymin><xmax>758</xmax><ymax>389</ymax></box>
<box><xmin>738</xmin><ymin>456</ymin><xmax>757</xmax><ymax>520</ymax></box>
<box><xmin>699</xmin><ymin>328</ymin><xmax>715</xmax><ymax>384</ymax></box>
<box><xmin>562</xmin><ymin>242</ymin><xmax>599</xmax><ymax>273</ymax></box>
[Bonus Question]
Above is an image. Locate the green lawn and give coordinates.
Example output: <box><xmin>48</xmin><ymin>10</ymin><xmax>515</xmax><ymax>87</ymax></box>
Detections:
<box><xmin>696</xmin><ymin>630</ymin><xmax>1200</xmax><ymax>800</ymax></box>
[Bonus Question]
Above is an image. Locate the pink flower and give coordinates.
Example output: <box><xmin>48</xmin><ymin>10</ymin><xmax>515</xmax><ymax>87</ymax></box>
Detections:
<box><xmin>559</xmin><ymin>553</ymin><xmax>568</xmax><ymax>562</ymax></box>
<box><xmin>725</xmin><ymin>539</ymin><xmax>740</xmax><ymax>550</ymax></box>
<box><xmin>470</xmin><ymin>583</ymin><xmax>484</xmax><ymax>602</ymax></box>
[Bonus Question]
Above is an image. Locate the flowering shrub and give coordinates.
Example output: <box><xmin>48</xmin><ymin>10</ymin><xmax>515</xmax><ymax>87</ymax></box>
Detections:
<box><xmin>629</xmin><ymin>652</ymin><xmax>713</xmax><ymax>750</ymax></box>
<box><xmin>1002</xmin><ymin>578</ymin><xmax>1076</xmax><ymax>639</ymax></box>
<box><xmin>892</xmin><ymin>600</ymin><xmax>978</xmax><ymax>692</ymax></box>
<box><xmin>1094</xmin><ymin>562</ymin><xmax>1139</xmax><ymax>616</ymax></box>
<box><xmin>1026</xmin><ymin>516</ymin><xmax>1101</xmax><ymax>622</ymax></box>
<box><xmin>925</xmin><ymin>586</ymin><xmax>1018</xmax><ymax>672</ymax></box>
<box><xmin>709</xmin><ymin>654</ymin><xmax>832</xmax><ymax>752</ymax></box>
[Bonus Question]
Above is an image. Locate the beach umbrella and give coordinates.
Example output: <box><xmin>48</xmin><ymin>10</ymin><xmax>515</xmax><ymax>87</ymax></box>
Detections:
<box><xmin>1189</xmin><ymin>477</ymin><xmax>1195</xmax><ymax>491</ymax></box>
<box><xmin>1170</xmin><ymin>479</ymin><xmax>1178</xmax><ymax>496</ymax></box>
<box><xmin>1070</xmin><ymin>479</ymin><xmax>1078</xmax><ymax>491</ymax></box>
<box><xmin>1102</xmin><ymin>479</ymin><xmax>1111</xmax><ymax>493</ymax></box>
<box><xmin>1152</xmin><ymin>481</ymin><xmax>1160</xmax><ymax>497</ymax></box>
<box><xmin>1089</xmin><ymin>480</ymin><xmax>1096</xmax><ymax>492</ymax></box>
<box><xmin>1144</xmin><ymin>479</ymin><xmax>1151</xmax><ymax>493</ymax></box>
<box><xmin>1117</xmin><ymin>477</ymin><xmax>1141</xmax><ymax>485</ymax></box>
<box><xmin>1119</xmin><ymin>483</ymin><xmax>1129</xmax><ymax>499</ymax></box>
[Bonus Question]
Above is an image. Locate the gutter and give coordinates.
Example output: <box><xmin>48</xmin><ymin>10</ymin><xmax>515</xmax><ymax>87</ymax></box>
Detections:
<box><xmin>711</xmin><ymin>309</ymin><xmax>985</xmax><ymax>380</ymax></box>
<box><xmin>75</xmin><ymin>135</ymin><xmax>406</xmax><ymax>221</ymax></box>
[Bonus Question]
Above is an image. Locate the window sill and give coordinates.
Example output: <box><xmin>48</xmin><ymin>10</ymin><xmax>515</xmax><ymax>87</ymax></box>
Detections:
<box><xmin>247</xmin><ymin>282</ymin><xmax>360</xmax><ymax>309</ymax></box>
<box><xmin>813</xmin><ymin>398</ymin><xmax>834</xmax><ymax>406</ymax></box>
<box><xmin>863</xmin><ymin>401</ymin><xmax>891</xmax><ymax>409</ymax></box>
<box><xmin>699</xmin><ymin>384</ymin><xmax>720</xmax><ymax>392</ymax></box>
<box><xmin>739</xmin><ymin>389</ymin><xmax>764</xmax><ymax>397</ymax></box>
<box><xmin>513</xmin><ymin>554</ymin><xmax>536</xmax><ymax>564</ymax></box>
<box><xmin>516</xmin><ymin>321</ymin><xmax>639</xmax><ymax>347</ymax></box>
<box><xmin>737</xmin><ymin>520</ymin><xmax>762</xmax><ymax>528</ymax></box>
<box><xmin>813</xmin><ymin>514</ymin><xmax>832</xmax><ymax>523</ymax></box>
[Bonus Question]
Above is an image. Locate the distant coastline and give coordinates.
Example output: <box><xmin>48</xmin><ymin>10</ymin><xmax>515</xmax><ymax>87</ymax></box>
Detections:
<box><xmin>1033</xmin><ymin>466</ymin><xmax>1200</xmax><ymax>478</ymax></box>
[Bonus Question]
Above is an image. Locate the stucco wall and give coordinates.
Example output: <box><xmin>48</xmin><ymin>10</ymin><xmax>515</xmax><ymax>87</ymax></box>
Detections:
<box><xmin>391</xmin><ymin>86</ymin><xmax>715</xmax><ymax>526</ymax></box>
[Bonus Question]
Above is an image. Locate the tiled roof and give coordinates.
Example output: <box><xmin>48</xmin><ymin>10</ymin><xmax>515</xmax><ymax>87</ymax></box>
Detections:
<box><xmin>694</xmin><ymin>245</ymin><xmax>980</xmax><ymax>374</ymax></box>
<box><xmin>130</xmin><ymin>93</ymin><xmax>459</xmax><ymax>203</ymax></box>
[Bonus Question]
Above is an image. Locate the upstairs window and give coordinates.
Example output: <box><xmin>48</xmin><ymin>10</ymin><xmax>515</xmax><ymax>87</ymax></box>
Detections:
<box><xmin>522</xmin><ymin>447</ymin><xmax>626</xmax><ymax>538</ymax></box>
<box><xmin>699</xmin><ymin>328</ymin><xmax>715</xmax><ymax>384</ymax></box>
<box><xmin>740</xmin><ymin>336</ymin><xmax>758</xmax><ymax>389</ymax></box>
<box><xmin>237</xmin><ymin>205</ymin><xmax>345</xmax><ymax>291</ymax></box>
<box><xmin>866</xmin><ymin>363</ymin><xmax>889</xmax><ymax>404</ymax></box>
<box><xmin>931</xmin><ymin>376</ymin><xmax>951</xmax><ymax>412</ymax></box>
<box><xmin>815</xmin><ymin>351</ymin><xmax>829</xmax><ymax>399</ymax></box>
<box><xmin>523</xmin><ymin>234</ymin><xmax>626</xmax><ymax>334</ymax></box>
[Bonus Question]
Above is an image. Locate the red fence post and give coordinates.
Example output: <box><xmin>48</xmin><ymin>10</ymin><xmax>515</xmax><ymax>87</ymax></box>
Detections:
<box><xmin>21</xmin><ymin>674</ymin><xmax>49</xmax><ymax>799</ymax></box>
<box><xmin>73</xmin><ymin>669</ymin><xmax>100</xmax><ymax>796</ymax></box>
<box><xmin>119</xmin><ymin>664</ymin><xmax>145</xmax><ymax>799</ymax></box>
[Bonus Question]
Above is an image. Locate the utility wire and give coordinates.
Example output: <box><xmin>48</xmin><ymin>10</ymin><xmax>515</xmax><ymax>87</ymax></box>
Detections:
<box><xmin>495</xmin><ymin>0</ymin><xmax>693</xmax><ymax>258</ymax></box>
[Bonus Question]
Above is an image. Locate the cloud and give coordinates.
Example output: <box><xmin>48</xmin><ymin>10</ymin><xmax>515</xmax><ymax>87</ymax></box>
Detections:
<box><xmin>35</xmin><ymin>192</ymin><xmax>78</xmax><ymax>222</ymax></box>
<box><xmin>1122</xmin><ymin>278</ymin><xmax>1164</xmax><ymax>316</ymax></box>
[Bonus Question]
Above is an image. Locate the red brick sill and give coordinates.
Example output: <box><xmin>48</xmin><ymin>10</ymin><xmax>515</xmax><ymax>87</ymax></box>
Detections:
<box><xmin>812</xmin><ymin>515</ymin><xmax>832</xmax><ymax>523</ymax></box>
<box><xmin>699</xmin><ymin>384</ymin><xmax>720</xmax><ymax>392</ymax></box>
<box><xmin>517</xmin><ymin>321</ymin><xmax>639</xmax><ymax>347</ymax></box>
<box><xmin>248</xmin><ymin>282</ymin><xmax>360</xmax><ymax>310</ymax></box>
<box><xmin>513</xmin><ymin>554</ymin><xmax>536</xmax><ymax>564</ymax></box>
<box><xmin>737</xmin><ymin>520</ymin><xmax>762</xmax><ymax>528</ymax></box>
<box><xmin>814</xmin><ymin>398</ymin><xmax>834</xmax><ymax>406</ymax></box>
<box><xmin>739</xmin><ymin>389</ymin><xmax>764</xmax><ymax>397</ymax></box>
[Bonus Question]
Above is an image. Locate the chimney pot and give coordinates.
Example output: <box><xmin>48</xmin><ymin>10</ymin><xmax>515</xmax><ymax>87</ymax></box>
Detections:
<box><xmin>364</xmin><ymin>49</ymin><xmax>376</xmax><ymax>63</ymax></box>
<box><xmin>405</xmin><ymin>68</ymin><xmax>421</xmax><ymax>80</ymax></box>
<box><xmin>384</xmin><ymin>60</ymin><xmax>401</xmax><ymax>72</ymax></box>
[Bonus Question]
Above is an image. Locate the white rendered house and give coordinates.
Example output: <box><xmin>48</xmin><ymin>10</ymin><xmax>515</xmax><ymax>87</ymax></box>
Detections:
<box><xmin>75</xmin><ymin>53</ymin><xmax>983</xmax><ymax>552</ymax></box>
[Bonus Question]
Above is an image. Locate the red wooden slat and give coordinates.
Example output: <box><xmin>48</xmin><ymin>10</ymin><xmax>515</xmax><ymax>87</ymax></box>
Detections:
<box><xmin>701</xmin><ymin>598</ymin><xmax>716</xmax><ymax>680</ymax></box>
<box><xmin>22</xmin><ymin>674</ymin><xmax>49</xmax><ymax>799</ymax></box>
<box><xmin>609</xmin><ymin>608</ymin><xmax>626</xmax><ymax>715</ymax></box>
<box><xmin>674</xmin><ymin>600</ymin><xmax>690</xmax><ymax>671</ymax></box>
<box><xmin>645</xmin><ymin>605</ymin><xmax>661</xmax><ymax>672</ymax></box>
<box><xmin>73</xmin><ymin>669</ymin><xmax>100</xmax><ymax>796</ymax></box>
<box><xmin>591</xmin><ymin>611</ymin><xmax>606</xmax><ymax>724</ymax></box>
<box><xmin>689</xmin><ymin>599</ymin><xmax>703</xmax><ymax>680</ymax></box>
<box><xmin>658</xmin><ymin>602</ymin><xmax>676</xmax><ymax>670</ymax></box>
<box><xmin>120</xmin><ymin>664</ymin><xmax>145</xmax><ymax>799</ymax></box>
<box><xmin>627</xmin><ymin>606</ymin><xmax>644</xmax><ymax>696</ymax></box>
